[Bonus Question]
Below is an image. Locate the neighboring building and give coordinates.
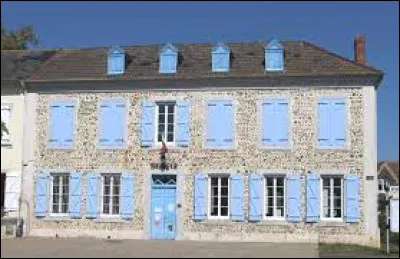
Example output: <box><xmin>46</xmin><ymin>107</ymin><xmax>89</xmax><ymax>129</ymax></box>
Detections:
<box><xmin>1</xmin><ymin>50</ymin><xmax>55</xmax><ymax>237</ymax></box>
<box><xmin>377</xmin><ymin>161</ymin><xmax>399</xmax><ymax>193</ymax></box>
<box><xmin>22</xmin><ymin>35</ymin><xmax>383</xmax><ymax>246</ymax></box>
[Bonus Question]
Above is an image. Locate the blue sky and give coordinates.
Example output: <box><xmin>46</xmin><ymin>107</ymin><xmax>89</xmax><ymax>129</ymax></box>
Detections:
<box><xmin>2</xmin><ymin>1</ymin><xmax>398</xmax><ymax>161</ymax></box>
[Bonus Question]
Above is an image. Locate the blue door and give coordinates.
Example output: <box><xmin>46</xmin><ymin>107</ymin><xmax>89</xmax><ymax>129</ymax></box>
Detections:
<box><xmin>151</xmin><ymin>175</ymin><xmax>177</xmax><ymax>240</ymax></box>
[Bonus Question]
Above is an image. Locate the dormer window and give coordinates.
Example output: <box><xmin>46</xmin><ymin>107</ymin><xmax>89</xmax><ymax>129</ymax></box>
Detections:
<box><xmin>107</xmin><ymin>46</ymin><xmax>125</xmax><ymax>75</ymax></box>
<box><xmin>265</xmin><ymin>40</ymin><xmax>284</xmax><ymax>71</ymax></box>
<box><xmin>212</xmin><ymin>43</ymin><xmax>230</xmax><ymax>72</ymax></box>
<box><xmin>160</xmin><ymin>43</ymin><xmax>178</xmax><ymax>74</ymax></box>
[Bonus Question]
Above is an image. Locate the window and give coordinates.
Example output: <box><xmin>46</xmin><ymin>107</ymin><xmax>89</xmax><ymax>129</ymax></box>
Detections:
<box><xmin>101</xmin><ymin>174</ymin><xmax>121</xmax><ymax>216</ymax></box>
<box><xmin>317</xmin><ymin>97</ymin><xmax>346</xmax><ymax>149</ymax></box>
<box><xmin>107</xmin><ymin>46</ymin><xmax>125</xmax><ymax>75</ymax></box>
<box><xmin>51</xmin><ymin>174</ymin><xmax>69</xmax><ymax>214</ymax></box>
<box><xmin>159</xmin><ymin>44</ymin><xmax>178</xmax><ymax>74</ymax></box>
<box><xmin>156</xmin><ymin>102</ymin><xmax>175</xmax><ymax>143</ymax></box>
<box><xmin>321</xmin><ymin>176</ymin><xmax>343</xmax><ymax>220</ymax></box>
<box><xmin>212</xmin><ymin>43</ymin><xmax>230</xmax><ymax>72</ymax></box>
<box><xmin>265</xmin><ymin>176</ymin><xmax>285</xmax><ymax>219</ymax></box>
<box><xmin>208</xmin><ymin>176</ymin><xmax>230</xmax><ymax>219</ymax></box>
<box><xmin>1</xmin><ymin>104</ymin><xmax>11</xmax><ymax>145</ymax></box>
<box><xmin>265</xmin><ymin>40</ymin><xmax>284</xmax><ymax>71</ymax></box>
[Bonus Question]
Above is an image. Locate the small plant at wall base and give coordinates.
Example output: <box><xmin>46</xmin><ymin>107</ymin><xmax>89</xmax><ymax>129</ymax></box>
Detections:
<box><xmin>1</xmin><ymin>121</ymin><xmax>8</xmax><ymax>139</ymax></box>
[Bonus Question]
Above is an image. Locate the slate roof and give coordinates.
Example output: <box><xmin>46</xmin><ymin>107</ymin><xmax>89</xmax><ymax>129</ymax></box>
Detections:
<box><xmin>1</xmin><ymin>50</ymin><xmax>56</xmax><ymax>82</ymax></box>
<box><xmin>27</xmin><ymin>40</ymin><xmax>383</xmax><ymax>83</ymax></box>
<box><xmin>378</xmin><ymin>161</ymin><xmax>399</xmax><ymax>186</ymax></box>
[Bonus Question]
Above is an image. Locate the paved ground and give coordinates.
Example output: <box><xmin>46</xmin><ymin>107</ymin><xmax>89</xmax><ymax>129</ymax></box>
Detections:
<box><xmin>1</xmin><ymin>238</ymin><xmax>318</xmax><ymax>258</ymax></box>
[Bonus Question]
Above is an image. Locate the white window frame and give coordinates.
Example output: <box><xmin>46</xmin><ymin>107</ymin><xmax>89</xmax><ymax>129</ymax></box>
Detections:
<box><xmin>207</xmin><ymin>175</ymin><xmax>230</xmax><ymax>220</ymax></box>
<box><xmin>263</xmin><ymin>176</ymin><xmax>286</xmax><ymax>220</ymax></box>
<box><xmin>1</xmin><ymin>104</ymin><xmax>12</xmax><ymax>146</ymax></box>
<box><xmin>320</xmin><ymin>176</ymin><xmax>344</xmax><ymax>221</ymax></box>
<box><xmin>100</xmin><ymin>174</ymin><xmax>121</xmax><ymax>217</ymax></box>
<box><xmin>49</xmin><ymin>173</ymin><xmax>70</xmax><ymax>217</ymax></box>
<box><xmin>154</xmin><ymin>102</ymin><xmax>176</xmax><ymax>146</ymax></box>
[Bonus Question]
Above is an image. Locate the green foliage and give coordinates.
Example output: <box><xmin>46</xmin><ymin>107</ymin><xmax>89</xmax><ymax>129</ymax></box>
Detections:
<box><xmin>1</xmin><ymin>23</ymin><xmax>39</xmax><ymax>50</ymax></box>
<box><xmin>1</xmin><ymin>120</ymin><xmax>9</xmax><ymax>139</ymax></box>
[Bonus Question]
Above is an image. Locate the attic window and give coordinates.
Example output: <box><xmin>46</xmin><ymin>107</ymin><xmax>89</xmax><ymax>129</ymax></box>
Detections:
<box><xmin>159</xmin><ymin>43</ymin><xmax>178</xmax><ymax>74</ymax></box>
<box><xmin>107</xmin><ymin>46</ymin><xmax>125</xmax><ymax>75</ymax></box>
<box><xmin>212</xmin><ymin>43</ymin><xmax>230</xmax><ymax>72</ymax></box>
<box><xmin>265</xmin><ymin>40</ymin><xmax>284</xmax><ymax>71</ymax></box>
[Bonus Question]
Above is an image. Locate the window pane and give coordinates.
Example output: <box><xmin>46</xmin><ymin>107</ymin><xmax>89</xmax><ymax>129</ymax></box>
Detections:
<box><xmin>267</xmin><ymin>188</ymin><xmax>273</xmax><ymax>197</ymax></box>
<box><xmin>277</xmin><ymin>197</ymin><xmax>284</xmax><ymax>207</ymax></box>
<box><xmin>268</xmin><ymin>197</ymin><xmax>274</xmax><ymax>207</ymax></box>
<box><xmin>62</xmin><ymin>184</ymin><xmax>69</xmax><ymax>195</ymax></box>
<box><xmin>113</xmin><ymin>176</ymin><xmax>121</xmax><ymax>186</ymax></box>
<box><xmin>62</xmin><ymin>195</ymin><xmax>69</xmax><ymax>205</ymax></box>
<box><xmin>323</xmin><ymin>207</ymin><xmax>330</xmax><ymax>218</ymax></box>
<box><xmin>266</xmin><ymin>178</ymin><xmax>273</xmax><ymax>187</ymax></box>
<box><xmin>104</xmin><ymin>176</ymin><xmax>110</xmax><ymax>185</ymax></box>
<box><xmin>276</xmin><ymin>187</ymin><xmax>284</xmax><ymax>197</ymax></box>
<box><xmin>168</xmin><ymin>124</ymin><xmax>174</xmax><ymax>133</ymax></box>
<box><xmin>168</xmin><ymin>114</ymin><xmax>174</xmax><ymax>123</ymax></box>
<box><xmin>103</xmin><ymin>204</ymin><xmax>109</xmax><ymax>214</ymax></box>
<box><xmin>221</xmin><ymin>197</ymin><xmax>228</xmax><ymax>207</ymax></box>
<box><xmin>158</xmin><ymin>124</ymin><xmax>165</xmax><ymax>135</ymax></box>
<box><xmin>212</xmin><ymin>186</ymin><xmax>218</xmax><ymax>196</ymax></box>
<box><xmin>220</xmin><ymin>207</ymin><xmax>228</xmax><ymax>216</ymax></box>
<box><xmin>276</xmin><ymin>178</ymin><xmax>284</xmax><ymax>187</ymax></box>
<box><xmin>159</xmin><ymin>105</ymin><xmax>165</xmax><ymax>114</ymax></box>
<box><xmin>221</xmin><ymin>177</ymin><xmax>228</xmax><ymax>186</ymax></box>
<box><xmin>158</xmin><ymin>113</ymin><xmax>165</xmax><ymax>123</ymax></box>
<box><xmin>334</xmin><ymin>187</ymin><xmax>341</xmax><ymax>197</ymax></box>
<box><xmin>62</xmin><ymin>175</ymin><xmax>69</xmax><ymax>186</ymax></box>
<box><xmin>267</xmin><ymin>207</ymin><xmax>273</xmax><ymax>217</ymax></box>
<box><xmin>112</xmin><ymin>205</ymin><xmax>119</xmax><ymax>215</ymax></box>
<box><xmin>168</xmin><ymin>105</ymin><xmax>174</xmax><ymax>114</ymax></box>
<box><xmin>221</xmin><ymin>187</ymin><xmax>228</xmax><ymax>196</ymax></box>
<box><xmin>211</xmin><ymin>207</ymin><xmax>218</xmax><ymax>216</ymax></box>
<box><xmin>113</xmin><ymin>185</ymin><xmax>120</xmax><ymax>196</ymax></box>
<box><xmin>53</xmin><ymin>176</ymin><xmax>60</xmax><ymax>185</ymax></box>
<box><xmin>212</xmin><ymin>197</ymin><xmax>218</xmax><ymax>208</ymax></box>
<box><xmin>323</xmin><ymin>186</ymin><xmax>330</xmax><ymax>217</ymax></box>
<box><xmin>113</xmin><ymin>195</ymin><xmax>119</xmax><ymax>207</ymax></box>
<box><xmin>334</xmin><ymin>178</ymin><xmax>341</xmax><ymax>187</ymax></box>
<box><xmin>104</xmin><ymin>186</ymin><xmax>110</xmax><ymax>195</ymax></box>
<box><xmin>167</xmin><ymin>133</ymin><xmax>173</xmax><ymax>142</ymax></box>
<box><xmin>53</xmin><ymin>194</ymin><xmax>59</xmax><ymax>205</ymax></box>
<box><xmin>211</xmin><ymin>178</ymin><xmax>218</xmax><ymax>186</ymax></box>
<box><xmin>334</xmin><ymin>209</ymin><xmax>341</xmax><ymax>218</ymax></box>
<box><xmin>53</xmin><ymin>203</ymin><xmax>59</xmax><ymax>213</ymax></box>
<box><xmin>104</xmin><ymin>195</ymin><xmax>110</xmax><ymax>205</ymax></box>
<box><xmin>62</xmin><ymin>204</ymin><xmax>68</xmax><ymax>214</ymax></box>
<box><xmin>334</xmin><ymin>198</ymin><xmax>341</xmax><ymax>208</ymax></box>
<box><xmin>53</xmin><ymin>185</ymin><xmax>59</xmax><ymax>194</ymax></box>
<box><xmin>276</xmin><ymin>207</ymin><xmax>284</xmax><ymax>217</ymax></box>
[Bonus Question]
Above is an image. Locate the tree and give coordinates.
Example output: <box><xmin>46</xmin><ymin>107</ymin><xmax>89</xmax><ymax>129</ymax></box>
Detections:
<box><xmin>1</xmin><ymin>120</ymin><xmax>8</xmax><ymax>139</ymax></box>
<box><xmin>1</xmin><ymin>23</ymin><xmax>39</xmax><ymax>50</ymax></box>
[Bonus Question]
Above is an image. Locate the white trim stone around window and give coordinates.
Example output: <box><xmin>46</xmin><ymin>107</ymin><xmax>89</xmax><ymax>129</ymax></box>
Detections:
<box><xmin>50</xmin><ymin>173</ymin><xmax>70</xmax><ymax>216</ymax></box>
<box><xmin>1</xmin><ymin>104</ymin><xmax>11</xmax><ymax>146</ymax></box>
<box><xmin>155</xmin><ymin>102</ymin><xmax>176</xmax><ymax>145</ymax></box>
<box><xmin>320</xmin><ymin>176</ymin><xmax>344</xmax><ymax>221</ymax></box>
<box><xmin>100</xmin><ymin>174</ymin><xmax>121</xmax><ymax>217</ymax></box>
<box><xmin>264</xmin><ymin>176</ymin><xmax>286</xmax><ymax>220</ymax></box>
<box><xmin>208</xmin><ymin>175</ymin><xmax>230</xmax><ymax>219</ymax></box>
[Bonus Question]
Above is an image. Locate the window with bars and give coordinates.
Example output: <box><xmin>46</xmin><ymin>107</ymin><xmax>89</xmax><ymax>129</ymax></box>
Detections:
<box><xmin>156</xmin><ymin>102</ymin><xmax>175</xmax><ymax>143</ymax></box>
<box><xmin>101</xmin><ymin>174</ymin><xmax>121</xmax><ymax>216</ymax></box>
<box><xmin>321</xmin><ymin>176</ymin><xmax>343</xmax><ymax>219</ymax></box>
<box><xmin>51</xmin><ymin>174</ymin><xmax>69</xmax><ymax>214</ymax></box>
<box><xmin>265</xmin><ymin>176</ymin><xmax>285</xmax><ymax>219</ymax></box>
<box><xmin>208</xmin><ymin>176</ymin><xmax>229</xmax><ymax>219</ymax></box>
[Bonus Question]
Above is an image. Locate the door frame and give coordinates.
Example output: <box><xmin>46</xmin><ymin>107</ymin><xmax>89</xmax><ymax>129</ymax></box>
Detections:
<box><xmin>144</xmin><ymin>169</ymin><xmax>184</xmax><ymax>240</ymax></box>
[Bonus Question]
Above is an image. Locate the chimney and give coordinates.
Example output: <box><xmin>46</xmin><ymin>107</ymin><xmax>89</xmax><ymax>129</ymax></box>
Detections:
<box><xmin>354</xmin><ymin>34</ymin><xmax>366</xmax><ymax>65</ymax></box>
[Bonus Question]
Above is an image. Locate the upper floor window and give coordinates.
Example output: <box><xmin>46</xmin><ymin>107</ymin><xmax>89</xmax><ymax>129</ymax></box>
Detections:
<box><xmin>212</xmin><ymin>43</ymin><xmax>230</xmax><ymax>72</ymax></box>
<box><xmin>317</xmin><ymin>97</ymin><xmax>346</xmax><ymax>149</ymax></box>
<box><xmin>48</xmin><ymin>101</ymin><xmax>76</xmax><ymax>149</ymax></box>
<box><xmin>265</xmin><ymin>40</ymin><xmax>284</xmax><ymax>71</ymax></box>
<box><xmin>107</xmin><ymin>46</ymin><xmax>125</xmax><ymax>75</ymax></box>
<box><xmin>159</xmin><ymin>43</ymin><xmax>178</xmax><ymax>74</ymax></box>
<box><xmin>156</xmin><ymin>102</ymin><xmax>175</xmax><ymax>144</ymax></box>
<box><xmin>1</xmin><ymin>104</ymin><xmax>11</xmax><ymax>146</ymax></box>
<box><xmin>98</xmin><ymin>99</ymin><xmax>127</xmax><ymax>148</ymax></box>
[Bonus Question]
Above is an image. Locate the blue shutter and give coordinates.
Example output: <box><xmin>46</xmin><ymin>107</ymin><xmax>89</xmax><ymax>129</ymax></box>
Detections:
<box><xmin>249</xmin><ymin>173</ymin><xmax>263</xmax><ymax>221</ymax></box>
<box><xmin>86</xmin><ymin>172</ymin><xmax>99</xmax><ymax>218</ymax></box>
<box><xmin>306</xmin><ymin>172</ymin><xmax>320</xmax><ymax>222</ymax></box>
<box><xmin>176</xmin><ymin>101</ymin><xmax>190</xmax><ymax>147</ymax></box>
<box><xmin>345</xmin><ymin>174</ymin><xmax>359</xmax><ymax>223</ymax></box>
<box><xmin>318</xmin><ymin>99</ymin><xmax>331</xmax><ymax>147</ymax></box>
<box><xmin>261</xmin><ymin>100</ymin><xmax>275</xmax><ymax>145</ymax></box>
<box><xmin>331</xmin><ymin>99</ymin><xmax>345</xmax><ymax>148</ymax></box>
<box><xmin>286</xmin><ymin>175</ymin><xmax>301</xmax><ymax>222</ymax></box>
<box><xmin>99</xmin><ymin>100</ymin><xmax>126</xmax><ymax>147</ymax></box>
<box><xmin>35</xmin><ymin>172</ymin><xmax>49</xmax><ymax>217</ymax></box>
<box><xmin>230</xmin><ymin>173</ymin><xmax>244</xmax><ymax>221</ymax></box>
<box><xmin>140</xmin><ymin>100</ymin><xmax>155</xmax><ymax>147</ymax></box>
<box><xmin>275</xmin><ymin>99</ymin><xmax>289</xmax><ymax>147</ymax></box>
<box><xmin>220</xmin><ymin>101</ymin><xmax>234</xmax><ymax>148</ymax></box>
<box><xmin>48</xmin><ymin>102</ymin><xmax>75</xmax><ymax>148</ymax></box>
<box><xmin>69</xmin><ymin>172</ymin><xmax>81</xmax><ymax>218</ymax></box>
<box><xmin>121</xmin><ymin>172</ymin><xmax>135</xmax><ymax>219</ymax></box>
<box><xmin>194</xmin><ymin>173</ymin><xmax>207</xmax><ymax>221</ymax></box>
<box><xmin>206</xmin><ymin>102</ymin><xmax>219</xmax><ymax>147</ymax></box>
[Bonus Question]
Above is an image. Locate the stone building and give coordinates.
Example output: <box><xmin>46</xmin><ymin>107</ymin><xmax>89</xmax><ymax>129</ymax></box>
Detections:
<box><xmin>21</xmin><ymin>35</ymin><xmax>383</xmax><ymax>246</ymax></box>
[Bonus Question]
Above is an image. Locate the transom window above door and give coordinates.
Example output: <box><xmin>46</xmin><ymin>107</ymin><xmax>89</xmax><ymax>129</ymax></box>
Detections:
<box><xmin>156</xmin><ymin>102</ymin><xmax>176</xmax><ymax>144</ymax></box>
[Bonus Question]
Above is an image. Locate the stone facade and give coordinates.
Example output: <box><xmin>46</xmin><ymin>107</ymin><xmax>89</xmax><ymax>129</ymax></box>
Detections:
<box><xmin>28</xmin><ymin>87</ymin><xmax>379</xmax><ymax>246</ymax></box>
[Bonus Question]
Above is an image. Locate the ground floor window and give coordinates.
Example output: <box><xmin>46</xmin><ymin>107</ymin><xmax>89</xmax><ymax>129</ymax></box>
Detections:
<box><xmin>321</xmin><ymin>176</ymin><xmax>343</xmax><ymax>219</ymax></box>
<box><xmin>51</xmin><ymin>174</ymin><xmax>69</xmax><ymax>214</ymax></box>
<box><xmin>101</xmin><ymin>174</ymin><xmax>121</xmax><ymax>216</ymax></box>
<box><xmin>264</xmin><ymin>176</ymin><xmax>285</xmax><ymax>219</ymax></box>
<box><xmin>208</xmin><ymin>176</ymin><xmax>229</xmax><ymax>219</ymax></box>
